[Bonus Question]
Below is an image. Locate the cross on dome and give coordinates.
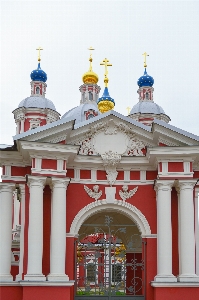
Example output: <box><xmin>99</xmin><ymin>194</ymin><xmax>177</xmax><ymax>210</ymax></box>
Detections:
<box><xmin>100</xmin><ymin>58</ymin><xmax>112</xmax><ymax>87</ymax></box>
<box><xmin>36</xmin><ymin>46</ymin><xmax>43</xmax><ymax>62</ymax></box>
<box><xmin>142</xmin><ymin>52</ymin><xmax>149</xmax><ymax>68</ymax></box>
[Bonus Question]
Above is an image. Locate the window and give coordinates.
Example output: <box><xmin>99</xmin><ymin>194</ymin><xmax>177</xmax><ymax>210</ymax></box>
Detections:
<box><xmin>112</xmin><ymin>264</ymin><xmax>122</xmax><ymax>282</ymax></box>
<box><xmin>87</xmin><ymin>264</ymin><xmax>96</xmax><ymax>282</ymax></box>
<box><xmin>87</xmin><ymin>114</ymin><xmax>94</xmax><ymax>119</ymax></box>
<box><xmin>88</xmin><ymin>92</ymin><xmax>93</xmax><ymax>100</ymax></box>
<box><xmin>36</xmin><ymin>87</ymin><xmax>40</xmax><ymax>94</ymax></box>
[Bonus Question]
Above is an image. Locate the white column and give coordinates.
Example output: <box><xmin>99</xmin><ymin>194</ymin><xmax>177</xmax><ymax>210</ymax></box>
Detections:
<box><xmin>16</xmin><ymin>121</ymin><xmax>20</xmax><ymax>134</ymax></box>
<box><xmin>195</xmin><ymin>188</ymin><xmax>199</xmax><ymax>276</ymax></box>
<box><xmin>20</xmin><ymin>118</ymin><xmax>25</xmax><ymax>133</ymax></box>
<box><xmin>0</xmin><ymin>183</ymin><xmax>15</xmax><ymax>281</ymax></box>
<box><xmin>177</xmin><ymin>180</ymin><xmax>199</xmax><ymax>282</ymax></box>
<box><xmin>24</xmin><ymin>176</ymin><xmax>46</xmax><ymax>281</ymax></box>
<box><xmin>13</xmin><ymin>190</ymin><xmax>20</xmax><ymax>230</ymax></box>
<box><xmin>47</xmin><ymin>178</ymin><xmax>70</xmax><ymax>281</ymax></box>
<box><xmin>154</xmin><ymin>180</ymin><xmax>177</xmax><ymax>282</ymax></box>
<box><xmin>16</xmin><ymin>185</ymin><xmax>25</xmax><ymax>281</ymax></box>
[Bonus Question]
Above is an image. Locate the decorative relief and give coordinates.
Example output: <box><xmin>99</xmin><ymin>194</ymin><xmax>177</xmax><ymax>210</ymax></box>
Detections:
<box><xmin>101</xmin><ymin>151</ymin><xmax>121</xmax><ymax>186</ymax></box>
<box><xmin>79</xmin><ymin>138</ymin><xmax>97</xmax><ymax>155</ymax></box>
<box><xmin>72</xmin><ymin>119</ymin><xmax>147</xmax><ymax>157</ymax></box>
<box><xmin>123</xmin><ymin>135</ymin><xmax>145</xmax><ymax>156</ymax></box>
<box><xmin>84</xmin><ymin>185</ymin><xmax>102</xmax><ymax>201</ymax></box>
<box><xmin>70</xmin><ymin>199</ymin><xmax>151</xmax><ymax>236</ymax></box>
<box><xmin>119</xmin><ymin>185</ymin><xmax>138</xmax><ymax>202</ymax></box>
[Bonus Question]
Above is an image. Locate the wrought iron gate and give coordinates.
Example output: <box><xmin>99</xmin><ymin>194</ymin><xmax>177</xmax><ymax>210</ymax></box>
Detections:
<box><xmin>75</xmin><ymin>215</ymin><xmax>146</xmax><ymax>300</ymax></box>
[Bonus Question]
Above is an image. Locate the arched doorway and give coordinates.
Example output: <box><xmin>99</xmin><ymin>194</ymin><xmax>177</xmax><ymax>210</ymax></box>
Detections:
<box><xmin>74</xmin><ymin>211</ymin><xmax>146</xmax><ymax>300</ymax></box>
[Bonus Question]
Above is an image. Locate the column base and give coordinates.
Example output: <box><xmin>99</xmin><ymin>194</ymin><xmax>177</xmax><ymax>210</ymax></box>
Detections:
<box><xmin>15</xmin><ymin>274</ymin><xmax>23</xmax><ymax>281</ymax></box>
<box><xmin>0</xmin><ymin>274</ymin><xmax>13</xmax><ymax>282</ymax></box>
<box><xmin>154</xmin><ymin>274</ymin><xmax>177</xmax><ymax>282</ymax></box>
<box><xmin>177</xmin><ymin>274</ymin><xmax>199</xmax><ymax>282</ymax></box>
<box><xmin>47</xmin><ymin>274</ymin><xmax>69</xmax><ymax>281</ymax></box>
<box><xmin>24</xmin><ymin>274</ymin><xmax>46</xmax><ymax>281</ymax></box>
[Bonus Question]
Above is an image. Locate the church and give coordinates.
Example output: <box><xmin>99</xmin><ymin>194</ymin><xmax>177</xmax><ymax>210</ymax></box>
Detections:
<box><xmin>0</xmin><ymin>48</ymin><xmax>199</xmax><ymax>300</ymax></box>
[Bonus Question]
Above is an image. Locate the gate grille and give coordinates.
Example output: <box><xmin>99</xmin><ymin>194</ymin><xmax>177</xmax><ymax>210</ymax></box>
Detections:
<box><xmin>75</xmin><ymin>215</ymin><xmax>146</xmax><ymax>299</ymax></box>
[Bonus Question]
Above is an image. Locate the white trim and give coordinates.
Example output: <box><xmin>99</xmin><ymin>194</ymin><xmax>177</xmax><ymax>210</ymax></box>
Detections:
<box><xmin>70</xmin><ymin>199</ymin><xmax>151</xmax><ymax>236</ymax></box>
<box><xmin>1</xmin><ymin>176</ymin><xmax>26</xmax><ymax>182</ymax></box>
<box><xmin>151</xmin><ymin>281</ymin><xmax>199</xmax><ymax>287</ymax></box>
<box><xmin>20</xmin><ymin>281</ymin><xmax>74</xmax><ymax>286</ymax></box>
<box><xmin>70</xmin><ymin>179</ymin><xmax>154</xmax><ymax>185</ymax></box>
<box><xmin>5</xmin><ymin>166</ymin><xmax>11</xmax><ymax>176</ymax></box>
<box><xmin>31</xmin><ymin>169</ymin><xmax>66</xmax><ymax>176</ymax></box>
<box><xmin>142</xmin><ymin>234</ymin><xmax>157</xmax><ymax>238</ymax></box>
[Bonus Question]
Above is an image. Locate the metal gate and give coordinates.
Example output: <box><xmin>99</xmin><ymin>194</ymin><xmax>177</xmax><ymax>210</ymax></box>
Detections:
<box><xmin>75</xmin><ymin>215</ymin><xmax>146</xmax><ymax>300</ymax></box>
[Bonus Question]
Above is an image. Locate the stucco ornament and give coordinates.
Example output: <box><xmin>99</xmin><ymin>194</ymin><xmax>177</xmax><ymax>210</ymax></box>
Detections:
<box><xmin>72</xmin><ymin>119</ymin><xmax>146</xmax><ymax>157</ymax></box>
<box><xmin>123</xmin><ymin>135</ymin><xmax>145</xmax><ymax>156</ymax></box>
<box><xmin>101</xmin><ymin>151</ymin><xmax>121</xmax><ymax>186</ymax></box>
<box><xmin>119</xmin><ymin>185</ymin><xmax>138</xmax><ymax>202</ymax></box>
<box><xmin>84</xmin><ymin>185</ymin><xmax>102</xmax><ymax>201</ymax></box>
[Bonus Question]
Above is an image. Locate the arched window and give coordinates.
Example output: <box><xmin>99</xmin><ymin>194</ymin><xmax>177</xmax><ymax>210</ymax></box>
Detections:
<box><xmin>36</xmin><ymin>87</ymin><xmax>40</xmax><ymax>94</ymax></box>
<box><xmin>145</xmin><ymin>92</ymin><xmax>149</xmax><ymax>100</ymax></box>
<box><xmin>87</xmin><ymin>114</ymin><xmax>94</xmax><ymax>119</ymax></box>
<box><xmin>89</xmin><ymin>92</ymin><xmax>93</xmax><ymax>100</ymax></box>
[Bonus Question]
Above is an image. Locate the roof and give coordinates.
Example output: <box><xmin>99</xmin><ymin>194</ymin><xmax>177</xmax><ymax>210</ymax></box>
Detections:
<box><xmin>18</xmin><ymin>96</ymin><xmax>56</xmax><ymax>111</ymax></box>
<box><xmin>130</xmin><ymin>100</ymin><xmax>165</xmax><ymax>115</ymax></box>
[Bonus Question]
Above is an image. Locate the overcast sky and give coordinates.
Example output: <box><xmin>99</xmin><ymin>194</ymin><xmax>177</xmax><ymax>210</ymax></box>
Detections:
<box><xmin>1</xmin><ymin>0</ymin><xmax>199</xmax><ymax>146</ymax></box>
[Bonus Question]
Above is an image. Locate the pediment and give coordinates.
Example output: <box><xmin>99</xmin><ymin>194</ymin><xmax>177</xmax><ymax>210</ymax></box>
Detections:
<box><xmin>12</xmin><ymin>111</ymin><xmax>199</xmax><ymax>153</ymax></box>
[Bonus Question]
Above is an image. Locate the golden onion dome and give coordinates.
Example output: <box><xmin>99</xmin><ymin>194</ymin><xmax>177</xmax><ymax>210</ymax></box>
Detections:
<box><xmin>82</xmin><ymin>52</ymin><xmax>99</xmax><ymax>84</ymax></box>
<box><xmin>82</xmin><ymin>70</ymin><xmax>99</xmax><ymax>84</ymax></box>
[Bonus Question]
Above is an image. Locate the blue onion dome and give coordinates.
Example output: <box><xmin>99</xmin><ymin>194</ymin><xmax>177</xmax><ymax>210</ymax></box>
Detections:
<box><xmin>30</xmin><ymin>62</ymin><xmax>47</xmax><ymax>82</ymax></box>
<box><xmin>137</xmin><ymin>68</ymin><xmax>154</xmax><ymax>87</ymax></box>
<box><xmin>97</xmin><ymin>87</ymin><xmax>115</xmax><ymax>113</ymax></box>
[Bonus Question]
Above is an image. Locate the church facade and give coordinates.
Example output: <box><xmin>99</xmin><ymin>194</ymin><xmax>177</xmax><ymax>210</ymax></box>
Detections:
<box><xmin>0</xmin><ymin>49</ymin><xmax>199</xmax><ymax>300</ymax></box>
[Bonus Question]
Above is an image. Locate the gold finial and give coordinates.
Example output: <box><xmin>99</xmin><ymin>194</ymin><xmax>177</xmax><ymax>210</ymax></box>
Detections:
<box><xmin>100</xmin><ymin>58</ymin><xmax>112</xmax><ymax>87</ymax></box>
<box><xmin>82</xmin><ymin>47</ymin><xmax>98</xmax><ymax>84</ymax></box>
<box><xmin>36</xmin><ymin>46</ymin><xmax>43</xmax><ymax>62</ymax></box>
<box><xmin>88</xmin><ymin>46</ymin><xmax>94</xmax><ymax>71</ymax></box>
<box><xmin>142</xmin><ymin>52</ymin><xmax>149</xmax><ymax>68</ymax></box>
<box><xmin>126</xmin><ymin>107</ymin><xmax>131</xmax><ymax>115</ymax></box>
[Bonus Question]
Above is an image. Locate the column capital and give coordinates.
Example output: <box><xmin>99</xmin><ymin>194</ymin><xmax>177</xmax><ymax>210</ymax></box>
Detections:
<box><xmin>50</xmin><ymin>177</ymin><xmax>70</xmax><ymax>189</ymax></box>
<box><xmin>176</xmin><ymin>179</ymin><xmax>198</xmax><ymax>191</ymax></box>
<box><xmin>27</xmin><ymin>175</ymin><xmax>46</xmax><ymax>188</ymax></box>
<box><xmin>154</xmin><ymin>180</ymin><xmax>174</xmax><ymax>192</ymax></box>
<box><xmin>19</xmin><ymin>184</ymin><xmax>25</xmax><ymax>195</ymax></box>
<box><xmin>0</xmin><ymin>183</ymin><xmax>15</xmax><ymax>193</ymax></box>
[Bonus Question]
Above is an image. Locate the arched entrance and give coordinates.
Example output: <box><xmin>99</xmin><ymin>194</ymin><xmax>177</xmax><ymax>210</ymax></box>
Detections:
<box><xmin>71</xmin><ymin>201</ymin><xmax>149</xmax><ymax>300</ymax></box>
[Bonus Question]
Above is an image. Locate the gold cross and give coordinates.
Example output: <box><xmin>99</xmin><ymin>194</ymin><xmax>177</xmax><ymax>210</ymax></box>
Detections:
<box><xmin>126</xmin><ymin>107</ymin><xmax>131</xmax><ymax>115</ymax></box>
<box><xmin>36</xmin><ymin>46</ymin><xmax>43</xmax><ymax>62</ymax></box>
<box><xmin>142</xmin><ymin>52</ymin><xmax>149</xmax><ymax>68</ymax></box>
<box><xmin>88</xmin><ymin>46</ymin><xmax>95</xmax><ymax>71</ymax></box>
<box><xmin>100</xmin><ymin>58</ymin><xmax>112</xmax><ymax>77</ymax></box>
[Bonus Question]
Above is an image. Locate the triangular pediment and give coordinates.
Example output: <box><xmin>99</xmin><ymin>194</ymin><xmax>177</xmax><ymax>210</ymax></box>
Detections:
<box><xmin>12</xmin><ymin>111</ymin><xmax>199</xmax><ymax>152</ymax></box>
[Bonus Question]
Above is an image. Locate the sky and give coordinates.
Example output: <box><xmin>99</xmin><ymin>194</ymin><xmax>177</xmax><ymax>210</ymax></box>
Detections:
<box><xmin>1</xmin><ymin>0</ymin><xmax>199</xmax><ymax>147</ymax></box>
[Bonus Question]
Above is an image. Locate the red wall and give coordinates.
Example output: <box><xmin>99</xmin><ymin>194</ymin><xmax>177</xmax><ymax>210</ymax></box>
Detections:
<box><xmin>171</xmin><ymin>188</ymin><xmax>179</xmax><ymax>276</ymax></box>
<box><xmin>42</xmin><ymin>186</ymin><xmax>51</xmax><ymax>276</ymax></box>
<box><xmin>168</xmin><ymin>162</ymin><xmax>184</xmax><ymax>172</ymax></box>
<box><xmin>154</xmin><ymin>287</ymin><xmax>199</xmax><ymax>300</ymax></box>
<box><xmin>41</xmin><ymin>159</ymin><xmax>57</xmax><ymax>170</ymax></box>
<box><xmin>66</xmin><ymin>183</ymin><xmax>157</xmax><ymax>234</ymax></box>
<box><xmin>0</xmin><ymin>286</ymin><xmax>22</xmax><ymax>300</ymax></box>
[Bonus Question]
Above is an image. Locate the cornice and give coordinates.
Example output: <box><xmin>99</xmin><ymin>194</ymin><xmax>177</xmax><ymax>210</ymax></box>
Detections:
<box><xmin>153</xmin><ymin>122</ymin><xmax>199</xmax><ymax>146</ymax></box>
